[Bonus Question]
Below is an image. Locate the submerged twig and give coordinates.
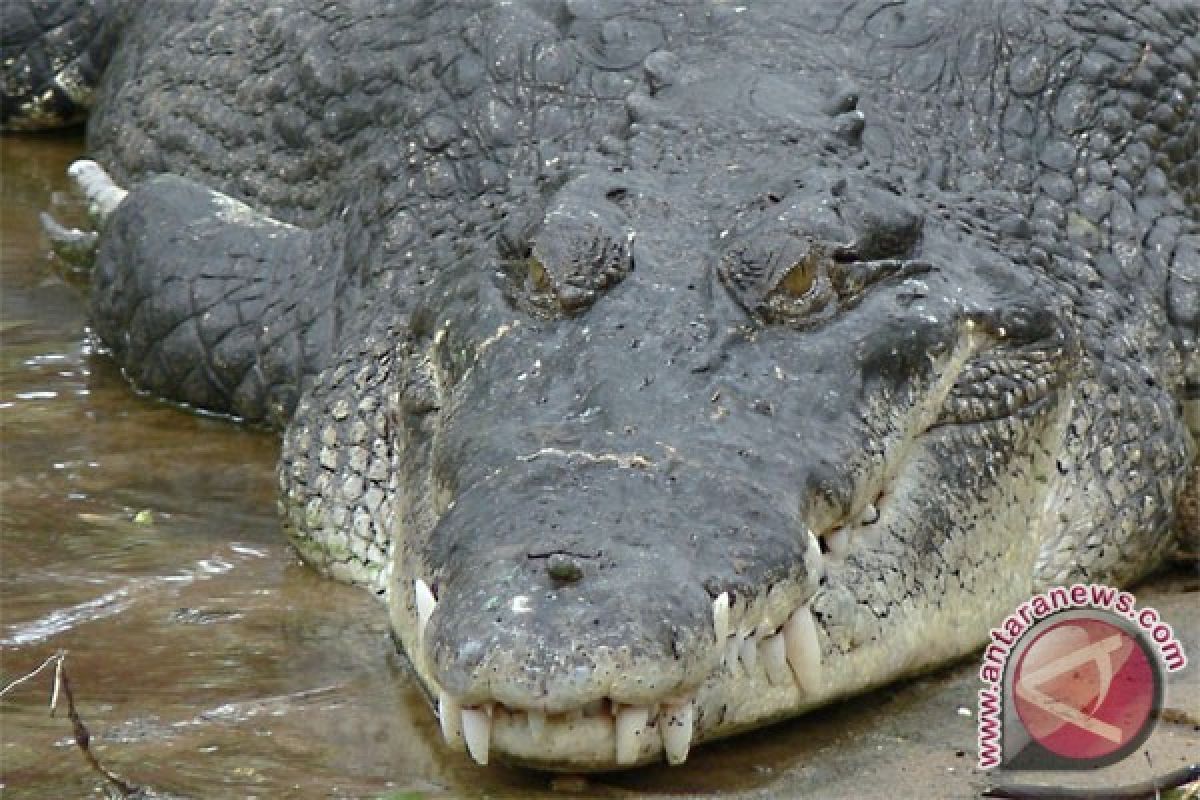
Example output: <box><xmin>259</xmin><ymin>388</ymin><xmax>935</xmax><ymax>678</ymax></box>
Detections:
<box><xmin>2</xmin><ymin>651</ymin><xmax>141</xmax><ymax>798</ymax></box>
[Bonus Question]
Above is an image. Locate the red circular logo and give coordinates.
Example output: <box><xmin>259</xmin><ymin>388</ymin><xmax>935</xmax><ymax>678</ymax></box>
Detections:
<box><xmin>1012</xmin><ymin>616</ymin><xmax>1158</xmax><ymax>762</ymax></box>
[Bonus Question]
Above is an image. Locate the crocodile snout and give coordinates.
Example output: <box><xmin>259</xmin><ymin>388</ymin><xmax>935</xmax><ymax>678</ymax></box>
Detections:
<box><xmin>394</xmin><ymin>459</ymin><xmax>824</xmax><ymax>766</ymax></box>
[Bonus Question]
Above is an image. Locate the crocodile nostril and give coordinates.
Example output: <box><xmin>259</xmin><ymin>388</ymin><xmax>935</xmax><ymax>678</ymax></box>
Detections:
<box><xmin>546</xmin><ymin>554</ymin><xmax>584</xmax><ymax>585</ymax></box>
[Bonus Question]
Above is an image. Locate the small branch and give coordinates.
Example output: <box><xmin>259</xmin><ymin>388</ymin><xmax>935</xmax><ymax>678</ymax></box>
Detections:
<box><xmin>2</xmin><ymin>651</ymin><xmax>141</xmax><ymax>798</ymax></box>
<box><xmin>59</xmin><ymin>669</ymin><xmax>139</xmax><ymax>797</ymax></box>
<box><xmin>0</xmin><ymin>651</ymin><xmax>65</xmax><ymax>700</ymax></box>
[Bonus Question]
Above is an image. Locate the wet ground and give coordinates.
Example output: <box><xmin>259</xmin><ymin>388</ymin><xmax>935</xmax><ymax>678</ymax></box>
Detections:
<box><xmin>1</xmin><ymin>134</ymin><xmax>1197</xmax><ymax>799</ymax></box>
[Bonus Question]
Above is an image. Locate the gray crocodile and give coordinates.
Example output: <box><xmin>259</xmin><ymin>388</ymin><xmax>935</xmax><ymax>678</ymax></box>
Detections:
<box><xmin>6</xmin><ymin>0</ymin><xmax>1197</xmax><ymax>771</ymax></box>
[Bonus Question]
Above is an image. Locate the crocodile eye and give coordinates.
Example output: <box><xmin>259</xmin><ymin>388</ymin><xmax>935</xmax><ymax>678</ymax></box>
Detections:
<box><xmin>719</xmin><ymin>170</ymin><xmax>930</xmax><ymax>327</ymax></box>
<box><xmin>718</xmin><ymin>232</ymin><xmax>836</xmax><ymax>326</ymax></box>
<box><xmin>777</xmin><ymin>256</ymin><xmax>819</xmax><ymax>298</ymax></box>
<box><xmin>503</xmin><ymin>221</ymin><xmax>634</xmax><ymax>317</ymax></box>
<box><xmin>524</xmin><ymin>257</ymin><xmax>553</xmax><ymax>293</ymax></box>
<box><xmin>759</xmin><ymin>252</ymin><xmax>834</xmax><ymax>325</ymax></box>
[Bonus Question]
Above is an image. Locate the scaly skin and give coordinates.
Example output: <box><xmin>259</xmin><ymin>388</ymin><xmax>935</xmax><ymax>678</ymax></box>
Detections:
<box><xmin>11</xmin><ymin>0</ymin><xmax>1199</xmax><ymax>771</ymax></box>
<box><xmin>0</xmin><ymin>0</ymin><xmax>116</xmax><ymax>130</ymax></box>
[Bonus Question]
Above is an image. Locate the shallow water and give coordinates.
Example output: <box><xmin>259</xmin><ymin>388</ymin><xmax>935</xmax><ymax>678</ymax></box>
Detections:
<box><xmin>1</xmin><ymin>135</ymin><xmax>1196</xmax><ymax>800</ymax></box>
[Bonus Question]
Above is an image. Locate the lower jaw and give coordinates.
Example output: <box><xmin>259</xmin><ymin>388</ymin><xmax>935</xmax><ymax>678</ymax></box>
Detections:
<box><xmin>479</xmin><ymin>683</ymin><xmax>835</xmax><ymax>771</ymax></box>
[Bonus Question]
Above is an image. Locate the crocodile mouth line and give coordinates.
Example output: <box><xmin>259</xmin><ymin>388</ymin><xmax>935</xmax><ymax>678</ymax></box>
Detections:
<box><xmin>410</xmin><ymin>577</ymin><xmax>824</xmax><ymax>767</ymax></box>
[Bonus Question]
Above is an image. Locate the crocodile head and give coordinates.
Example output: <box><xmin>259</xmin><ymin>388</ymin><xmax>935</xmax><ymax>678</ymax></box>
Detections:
<box><xmin>363</xmin><ymin>155</ymin><xmax>1085</xmax><ymax>767</ymax></box>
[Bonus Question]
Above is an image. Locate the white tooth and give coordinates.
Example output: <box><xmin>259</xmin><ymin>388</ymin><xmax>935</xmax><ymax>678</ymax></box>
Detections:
<box><xmin>461</xmin><ymin>706</ymin><xmax>492</xmax><ymax>765</ymax></box>
<box><xmin>438</xmin><ymin>690</ymin><xmax>464</xmax><ymax>748</ymax></box>
<box><xmin>660</xmin><ymin>701</ymin><xmax>694</xmax><ymax>765</ymax></box>
<box><xmin>761</xmin><ymin>633</ymin><xmax>791</xmax><ymax>686</ymax></box>
<box><xmin>805</xmin><ymin>528</ymin><xmax>827</xmax><ymax>579</ymax></box>
<box><xmin>783</xmin><ymin>604</ymin><xmax>822</xmax><ymax>694</ymax></box>
<box><xmin>723</xmin><ymin>637</ymin><xmax>740</xmax><ymax>670</ymax></box>
<box><xmin>807</xmin><ymin>528</ymin><xmax>820</xmax><ymax>552</ymax></box>
<box><xmin>615</xmin><ymin>705</ymin><xmax>650</xmax><ymax>765</ymax></box>
<box><xmin>415</xmin><ymin>579</ymin><xmax>437</xmax><ymax>644</ymax></box>
<box><xmin>738</xmin><ymin>633</ymin><xmax>759</xmax><ymax>674</ymax></box>
<box><xmin>826</xmin><ymin>527</ymin><xmax>850</xmax><ymax>557</ymax></box>
<box><xmin>860</xmin><ymin>502</ymin><xmax>880</xmax><ymax>525</ymax></box>
<box><xmin>528</xmin><ymin>710</ymin><xmax>547</xmax><ymax>742</ymax></box>
<box><xmin>712</xmin><ymin>592</ymin><xmax>731</xmax><ymax>642</ymax></box>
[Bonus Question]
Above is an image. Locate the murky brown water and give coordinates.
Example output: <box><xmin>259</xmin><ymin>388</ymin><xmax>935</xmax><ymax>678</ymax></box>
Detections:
<box><xmin>1</xmin><ymin>135</ymin><xmax>1196</xmax><ymax>800</ymax></box>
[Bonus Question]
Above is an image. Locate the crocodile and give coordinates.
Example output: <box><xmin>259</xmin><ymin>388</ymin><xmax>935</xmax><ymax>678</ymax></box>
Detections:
<box><xmin>5</xmin><ymin>0</ymin><xmax>1197</xmax><ymax>771</ymax></box>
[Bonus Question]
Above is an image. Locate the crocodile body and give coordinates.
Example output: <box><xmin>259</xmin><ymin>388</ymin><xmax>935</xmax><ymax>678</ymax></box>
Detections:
<box><xmin>6</xmin><ymin>0</ymin><xmax>1198</xmax><ymax>770</ymax></box>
